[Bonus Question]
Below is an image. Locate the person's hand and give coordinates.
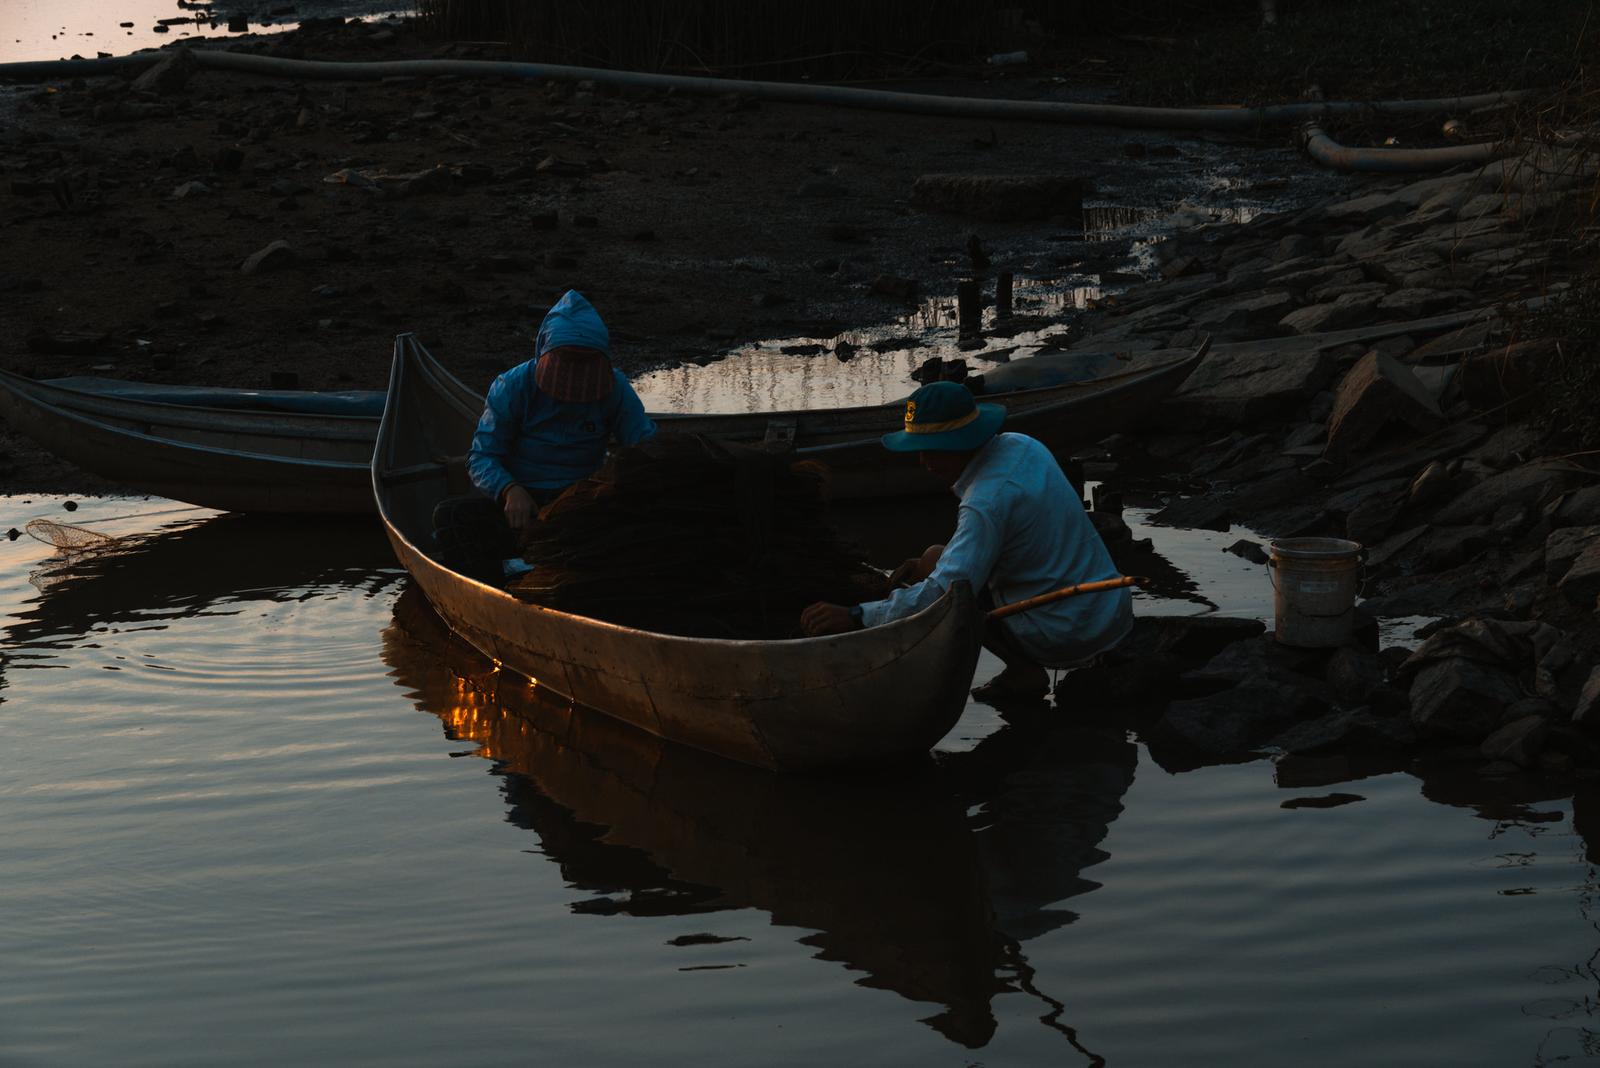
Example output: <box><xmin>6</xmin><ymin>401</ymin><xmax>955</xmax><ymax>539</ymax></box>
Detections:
<box><xmin>801</xmin><ymin>602</ymin><xmax>861</xmax><ymax>637</ymax></box>
<box><xmin>502</xmin><ymin>484</ymin><xmax>535</xmax><ymax>531</ymax></box>
<box><xmin>887</xmin><ymin>555</ymin><xmax>922</xmax><ymax>587</ymax></box>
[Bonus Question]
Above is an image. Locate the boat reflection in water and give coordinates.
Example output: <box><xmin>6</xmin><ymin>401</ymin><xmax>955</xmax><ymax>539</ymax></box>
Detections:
<box><xmin>385</xmin><ymin>588</ymin><xmax>1137</xmax><ymax>1051</ymax></box>
<box><xmin>8</xmin><ymin>511</ymin><xmax>396</xmax><ymax>651</ymax></box>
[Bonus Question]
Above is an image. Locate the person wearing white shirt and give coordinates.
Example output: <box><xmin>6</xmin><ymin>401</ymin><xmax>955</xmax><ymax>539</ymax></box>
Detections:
<box><xmin>801</xmin><ymin>380</ymin><xmax>1133</xmax><ymax>704</ymax></box>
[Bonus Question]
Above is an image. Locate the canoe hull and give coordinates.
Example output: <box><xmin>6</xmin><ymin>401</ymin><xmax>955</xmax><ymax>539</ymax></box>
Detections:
<box><xmin>0</xmin><ymin>373</ymin><xmax>374</xmax><ymax>513</ymax></box>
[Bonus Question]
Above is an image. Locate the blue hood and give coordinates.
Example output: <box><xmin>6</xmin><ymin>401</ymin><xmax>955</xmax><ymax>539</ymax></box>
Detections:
<box><xmin>535</xmin><ymin>290</ymin><xmax>610</xmax><ymax>358</ymax></box>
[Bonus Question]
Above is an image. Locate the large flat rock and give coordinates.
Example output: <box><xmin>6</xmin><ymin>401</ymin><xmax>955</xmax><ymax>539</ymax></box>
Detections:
<box><xmin>1161</xmin><ymin>341</ymin><xmax>1338</xmax><ymax>428</ymax></box>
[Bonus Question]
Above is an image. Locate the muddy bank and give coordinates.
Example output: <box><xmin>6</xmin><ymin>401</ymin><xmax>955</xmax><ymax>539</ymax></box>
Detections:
<box><xmin>0</xmin><ymin>15</ymin><xmax>1349</xmax><ymax>493</ymax></box>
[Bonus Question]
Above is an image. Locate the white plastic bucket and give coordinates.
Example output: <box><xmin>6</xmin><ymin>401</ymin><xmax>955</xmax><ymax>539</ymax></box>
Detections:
<box><xmin>1267</xmin><ymin>537</ymin><xmax>1364</xmax><ymax>648</ymax></box>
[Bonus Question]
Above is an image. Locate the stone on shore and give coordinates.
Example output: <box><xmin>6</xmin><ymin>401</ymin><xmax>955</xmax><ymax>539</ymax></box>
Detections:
<box><xmin>1459</xmin><ymin>338</ymin><xmax>1560</xmax><ymax>413</ymax></box>
<box><xmin>1055</xmin><ymin>615</ymin><xmax>1265</xmax><ymax>706</ymax></box>
<box><xmin>1409</xmin><ymin>659</ymin><xmax>1523</xmax><ymax>741</ymax></box>
<box><xmin>1572</xmin><ymin>667</ymin><xmax>1600</xmax><ymax>728</ymax></box>
<box><xmin>1324</xmin><ymin>350</ymin><xmax>1442</xmax><ymax>458</ymax></box>
<box><xmin>1271</xmin><ymin>707</ymin><xmax>1416</xmax><ymax>755</ymax></box>
<box><xmin>1159</xmin><ymin>677</ymin><xmax>1327</xmax><ymax>758</ymax></box>
<box><xmin>1194</xmin><ymin>291</ymin><xmax>1297</xmax><ymax>338</ymax></box>
<box><xmin>1479</xmin><ymin>715</ymin><xmax>1549</xmax><ymax>768</ymax></box>
<box><xmin>1431</xmin><ymin>461</ymin><xmax>1576</xmax><ymax>525</ymax></box>
<box><xmin>240</xmin><ymin>239</ymin><xmax>295</xmax><ymax>275</ymax></box>
<box><xmin>131</xmin><ymin>48</ymin><xmax>197</xmax><ymax>95</ymax></box>
<box><xmin>1557</xmin><ymin>541</ymin><xmax>1600</xmax><ymax>607</ymax></box>
<box><xmin>1280</xmin><ymin>293</ymin><xmax>1381</xmax><ymax>335</ymax></box>
<box><xmin>1162</xmin><ymin>343</ymin><xmax>1338</xmax><ymax>428</ymax></box>
<box><xmin>1544</xmin><ymin>526</ymin><xmax>1600</xmax><ymax>581</ymax></box>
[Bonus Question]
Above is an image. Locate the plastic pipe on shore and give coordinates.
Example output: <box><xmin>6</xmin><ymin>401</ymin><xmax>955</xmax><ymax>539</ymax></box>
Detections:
<box><xmin>0</xmin><ymin>48</ymin><xmax>1537</xmax><ymax>134</ymax></box>
<box><xmin>1300</xmin><ymin>121</ymin><xmax>1508</xmax><ymax>172</ymax></box>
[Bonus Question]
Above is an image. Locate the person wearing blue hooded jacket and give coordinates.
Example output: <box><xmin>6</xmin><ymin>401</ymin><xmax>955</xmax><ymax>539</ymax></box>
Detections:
<box><xmin>436</xmin><ymin>291</ymin><xmax>656</xmax><ymax>581</ymax></box>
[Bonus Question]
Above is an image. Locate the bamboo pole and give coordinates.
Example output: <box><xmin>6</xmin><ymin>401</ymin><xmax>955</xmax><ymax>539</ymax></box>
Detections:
<box><xmin>988</xmin><ymin>576</ymin><xmax>1145</xmax><ymax>621</ymax></box>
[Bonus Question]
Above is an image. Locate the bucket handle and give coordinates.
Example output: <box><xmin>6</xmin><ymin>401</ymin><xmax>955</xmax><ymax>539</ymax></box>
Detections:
<box><xmin>1266</xmin><ymin>548</ymin><xmax>1368</xmax><ymax>595</ymax></box>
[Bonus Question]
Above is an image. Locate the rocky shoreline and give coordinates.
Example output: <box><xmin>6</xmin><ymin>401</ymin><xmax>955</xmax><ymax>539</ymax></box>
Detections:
<box><xmin>1062</xmin><ymin>145</ymin><xmax>1600</xmax><ymax>783</ymax></box>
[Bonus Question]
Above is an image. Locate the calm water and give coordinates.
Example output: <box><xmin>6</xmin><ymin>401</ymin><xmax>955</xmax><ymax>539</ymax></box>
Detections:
<box><xmin>2</xmin><ymin>494</ymin><xmax>1597</xmax><ymax>1067</ymax></box>
<box><xmin>0</xmin><ymin>0</ymin><xmax>404</xmax><ymax>63</ymax></box>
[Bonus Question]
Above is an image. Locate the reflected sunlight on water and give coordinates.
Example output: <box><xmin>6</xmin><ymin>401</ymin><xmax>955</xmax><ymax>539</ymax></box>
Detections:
<box><xmin>0</xmin><ymin>495</ymin><xmax>1595</xmax><ymax>1067</ymax></box>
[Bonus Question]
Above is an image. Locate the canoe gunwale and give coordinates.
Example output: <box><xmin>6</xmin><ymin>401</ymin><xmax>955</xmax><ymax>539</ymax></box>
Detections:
<box><xmin>0</xmin><ymin>367</ymin><xmax>381</xmax><ymax>441</ymax></box>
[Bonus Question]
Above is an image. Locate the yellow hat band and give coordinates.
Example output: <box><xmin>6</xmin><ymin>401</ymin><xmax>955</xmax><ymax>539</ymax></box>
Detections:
<box><xmin>905</xmin><ymin>408</ymin><xmax>979</xmax><ymax>434</ymax></box>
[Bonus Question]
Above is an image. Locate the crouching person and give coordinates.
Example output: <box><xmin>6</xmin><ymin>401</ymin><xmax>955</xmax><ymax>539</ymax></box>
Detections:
<box><xmin>800</xmin><ymin>381</ymin><xmax>1132</xmax><ymax>704</ymax></box>
<box><xmin>434</xmin><ymin>289</ymin><xmax>656</xmax><ymax>582</ymax></box>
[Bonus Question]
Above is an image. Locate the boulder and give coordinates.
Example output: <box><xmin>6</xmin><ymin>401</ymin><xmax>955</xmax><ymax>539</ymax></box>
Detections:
<box><xmin>1557</xmin><ymin>541</ymin><xmax>1600</xmax><ymax>607</ymax></box>
<box><xmin>1320</xmin><ymin>189</ymin><xmax>1419</xmax><ymax>223</ymax></box>
<box><xmin>1572</xmin><ymin>667</ymin><xmax>1600</xmax><ymax>729</ymax></box>
<box><xmin>1055</xmin><ymin>615</ymin><xmax>1265</xmax><ymax>707</ymax></box>
<box><xmin>1408</xmin><ymin>460</ymin><xmax>1457</xmax><ymax>510</ymax></box>
<box><xmin>1159</xmin><ymin>679</ymin><xmax>1327</xmax><ymax>757</ymax></box>
<box><xmin>1279</xmin><ymin>293</ymin><xmax>1382</xmax><ymax>335</ymax></box>
<box><xmin>1326</xmin><ymin>647</ymin><xmax>1387</xmax><ymax>707</ymax></box>
<box><xmin>910</xmin><ymin>174</ymin><xmax>1086</xmax><ymax>221</ymax></box>
<box><xmin>1467</xmin><ymin>423</ymin><xmax>1546</xmax><ymax>470</ymax></box>
<box><xmin>1333</xmin><ymin>482</ymin><xmax>1408</xmax><ymax>544</ymax></box>
<box><xmin>1409</xmin><ymin>659</ymin><xmax>1523</xmax><ymax>741</ymax></box>
<box><xmin>1417</xmin><ymin>180</ymin><xmax>1481</xmax><ymax>216</ymax></box>
<box><xmin>1550</xmin><ymin>486</ymin><xmax>1600</xmax><ymax>527</ymax></box>
<box><xmin>1367</xmin><ymin>250</ymin><xmax>1444</xmax><ymax>287</ymax></box>
<box><xmin>1324</xmin><ymin>350</ymin><xmax>1443</xmax><ymax>458</ymax></box>
<box><xmin>131</xmin><ymin>47</ymin><xmax>197</xmax><ymax>95</ymax></box>
<box><xmin>1431</xmin><ymin>461</ymin><xmax>1576</xmax><ymax>525</ymax></box>
<box><xmin>1417</xmin><ymin>524</ymin><xmax>1496</xmax><ymax>571</ymax></box>
<box><xmin>1375</xmin><ymin>288</ymin><xmax>1462</xmax><ymax>320</ymax></box>
<box><xmin>1365</xmin><ymin>524</ymin><xmax>1428</xmax><ymax>574</ymax></box>
<box><xmin>1458</xmin><ymin>338</ymin><xmax>1560</xmax><ymax>413</ymax></box>
<box><xmin>240</xmin><ymin>239</ymin><xmax>295</xmax><ymax>275</ymax></box>
<box><xmin>1225</xmin><ymin>539</ymin><xmax>1269</xmax><ymax>565</ymax></box>
<box><xmin>1304</xmin><ymin>267</ymin><xmax>1366</xmax><ymax>302</ymax></box>
<box><xmin>1271</xmin><ymin>707</ymin><xmax>1416</xmax><ymax>755</ymax></box>
<box><xmin>1163</xmin><ymin>345</ymin><xmax>1338</xmax><ymax>428</ymax></box>
<box><xmin>1273</xmin><ymin>234</ymin><xmax>1322</xmax><ymax>263</ymax></box>
<box><xmin>1457</xmin><ymin>191</ymin><xmax>1508</xmax><ymax>222</ymax></box>
<box><xmin>1193</xmin><ymin>291</ymin><xmax>1297</xmax><ymax>338</ymax></box>
<box><xmin>1479</xmin><ymin>715</ymin><xmax>1549</xmax><ymax>768</ymax></box>
<box><xmin>1184</xmin><ymin>634</ymin><xmax>1326</xmax><ymax>688</ymax></box>
<box><xmin>1544</xmin><ymin>526</ymin><xmax>1600</xmax><ymax>582</ymax></box>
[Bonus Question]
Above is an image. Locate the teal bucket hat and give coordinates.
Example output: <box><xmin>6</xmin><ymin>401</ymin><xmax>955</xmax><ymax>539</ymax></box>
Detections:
<box><xmin>881</xmin><ymin>380</ymin><xmax>1005</xmax><ymax>453</ymax></box>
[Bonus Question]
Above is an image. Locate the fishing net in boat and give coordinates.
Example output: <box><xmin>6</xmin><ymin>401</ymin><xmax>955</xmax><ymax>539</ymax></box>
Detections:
<box><xmin>506</xmin><ymin>433</ymin><xmax>890</xmax><ymax>638</ymax></box>
<box><xmin>24</xmin><ymin>519</ymin><xmax>118</xmax><ymax>552</ymax></box>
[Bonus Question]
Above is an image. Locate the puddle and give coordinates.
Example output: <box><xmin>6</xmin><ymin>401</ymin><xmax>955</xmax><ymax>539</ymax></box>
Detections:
<box><xmin>634</xmin><ymin>163</ymin><xmax>1312</xmax><ymax>416</ymax></box>
<box><xmin>1377</xmin><ymin>614</ymin><xmax>1440</xmax><ymax>651</ymax></box>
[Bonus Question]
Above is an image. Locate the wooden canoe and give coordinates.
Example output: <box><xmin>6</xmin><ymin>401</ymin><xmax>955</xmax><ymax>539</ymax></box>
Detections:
<box><xmin>372</xmin><ymin>333</ymin><xmax>985</xmax><ymax>772</ymax></box>
<box><xmin>0</xmin><ymin>336</ymin><xmax>1205</xmax><ymax>512</ymax></box>
<box><xmin>0</xmin><ymin>368</ymin><xmax>434</xmax><ymax>515</ymax></box>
